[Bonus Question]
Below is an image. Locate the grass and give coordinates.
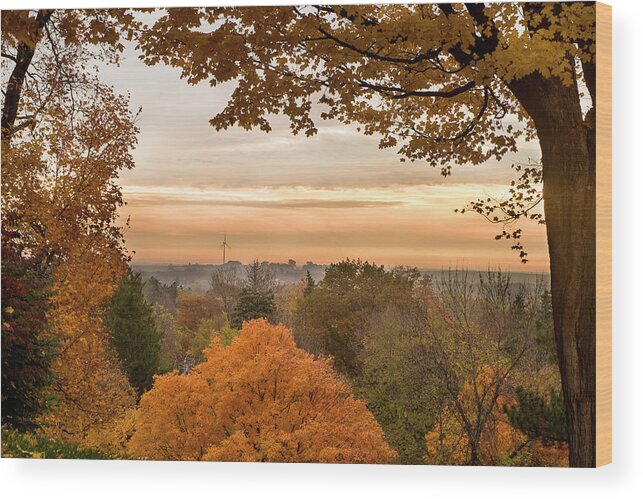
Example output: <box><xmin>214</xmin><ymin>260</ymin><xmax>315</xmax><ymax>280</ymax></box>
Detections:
<box><xmin>1</xmin><ymin>428</ymin><xmax>114</xmax><ymax>459</ymax></box>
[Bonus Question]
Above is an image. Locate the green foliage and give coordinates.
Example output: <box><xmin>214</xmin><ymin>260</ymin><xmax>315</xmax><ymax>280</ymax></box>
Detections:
<box><xmin>505</xmin><ymin>387</ymin><xmax>568</xmax><ymax>445</ymax></box>
<box><xmin>153</xmin><ymin>303</ymin><xmax>180</xmax><ymax>373</ymax></box>
<box><xmin>1</xmin><ymin>229</ymin><xmax>58</xmax><ymax>431</ymax></box>
<box><xmin>289</xmin><ymin>259</ymin><xmax>435</xmax><ymax>463</ymax></box>
<box><xmin>105</xmin><ymin>269</ymin><xmax>162</xmax><ymax>395</ymax></box>
<box><xmin>230</xmin><ymin>288</ymin><xmax>276</xmax><ymax>329</ymax></box>
<box><xmin>190</xmin><ymin>318</ymin><xmax>219</xmax><ymax>362</ymax></box>
<box><xmin>358</xmin><ymin>304</ymin><xmax>439</xmax><ymax>464</ymax></box>
<box><xmin>293</xmin><ymin>259</ymin><xmax>416</xmax><ymax>377</ymax></box>
<box><xmin>303</xmin><ymin>270</ymin><xmax>315</xmax><ymax>296</ymax></box>
<box><xmin>217</xmin><ymin>318</ymin><xmax>239</xmax><ymax>347</ymax></box>
<box><xmin>1</xmin><ymin>428</ymin><xmax>113</xmax><ymax>459</ymax></box>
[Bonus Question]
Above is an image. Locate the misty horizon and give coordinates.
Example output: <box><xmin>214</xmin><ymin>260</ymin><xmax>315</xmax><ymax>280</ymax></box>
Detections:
<box><xmin>130</xmin><ymin>259</ymin><xmax>551</xmax><ymax>275</ymax></box>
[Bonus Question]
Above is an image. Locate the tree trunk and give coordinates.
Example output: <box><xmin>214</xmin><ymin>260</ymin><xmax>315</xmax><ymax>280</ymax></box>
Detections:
<box><xmin>509</xmin><ymin>72</ymin><xmax>596</xmax><ymax>467</ymax></box>
<box><xmin>470</xmin><ymin>444</ymin><xmax>478</xmax><ymax>466</ymax></box>
<box><xmin>1</xmin><ymin>10</ymin><xmax>52</xmax><ymax>146</ymax></box>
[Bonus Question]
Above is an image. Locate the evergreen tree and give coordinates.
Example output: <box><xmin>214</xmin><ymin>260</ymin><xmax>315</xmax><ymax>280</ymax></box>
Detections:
<box><xmin>106</xmin><ymin>270</ymin><xmax>162</xmax><ymax>395</ymax></box>
<box><xmin>245</xmin><ymin>259</ymin><xmax>274</xmax><ymax>292</ymax></box>
<box><xmin>1</xmin><ymin>229</ymin><xmax>58</xmax><ymax>431</ymax></box>
<box><xmin>303</xmin><ymin>270</ymin><xmax>315</xmax><ymax>297</ymax></box>
<box><xmin>230</xmin><ymin>288</ymin><xmax>276</xmax><ymax>329</ymax></box>
<box><xmin>505</xmin><ymin>387</ymin><xmax>568</xmax><ymax>445</ymax></box>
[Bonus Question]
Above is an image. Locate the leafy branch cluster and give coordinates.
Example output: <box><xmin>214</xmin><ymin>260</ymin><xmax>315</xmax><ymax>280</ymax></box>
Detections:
<box><xmin>458</xmin><ymin>161</ymin><xmax>545</xmax><ymax>263</ymax></box>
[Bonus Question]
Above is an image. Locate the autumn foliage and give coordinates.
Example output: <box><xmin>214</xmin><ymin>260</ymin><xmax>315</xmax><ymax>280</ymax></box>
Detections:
<box><xmin>1</xmin><ymin>9</ymin><xmax>138</xmax><ymax>443</ymax></box>
<box><xmin>129</xmin><ymin>319</ymin><xmax>396</xmax><ymax>463</ymax></box>
<box><xmin>425</xmin><ymin>366</ymin><xmax>568</xmax><ymax>467</ymax></box>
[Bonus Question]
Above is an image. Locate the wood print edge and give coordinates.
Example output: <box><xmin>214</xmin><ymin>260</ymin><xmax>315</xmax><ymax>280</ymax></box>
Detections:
<box><xmin>595</xmin><ymin>1</ymin><xmax>612</xmax><ymax>468</ymax></box>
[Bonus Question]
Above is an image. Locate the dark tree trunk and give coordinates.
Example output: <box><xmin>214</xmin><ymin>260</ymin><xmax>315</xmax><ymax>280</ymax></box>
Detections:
<box><xmin>1</xmin><ymin>10</ymin><xmax>52</xmax><ymax>145</ymax></box>
<box><xmin>509</xmin><ymin>72</ymin><xmax>596</xmax><ymax>467</ymax></box>
<box><xmin>470</xmin><ymin>445</ymin><xmax>478</xmax><ymax>466</ymax></box>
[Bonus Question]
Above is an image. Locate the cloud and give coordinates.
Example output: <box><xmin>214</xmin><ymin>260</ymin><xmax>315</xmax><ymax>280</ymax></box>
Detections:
<box><xmin>126</xmin><ymin>194</ymin><xmax>404</xmax><ymax>210</ymax></box>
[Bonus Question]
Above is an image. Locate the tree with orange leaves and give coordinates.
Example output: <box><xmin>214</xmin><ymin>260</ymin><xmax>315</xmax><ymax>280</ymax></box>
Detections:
<box><xmin>420</xmin><ymin>270</ymin><xmax>565</xmax><ymax>465</ymax></box>
<box><xmin>128</xmin><ymin>373</ymin><xmax>215</xmax><ymax>460</ymax></box>
<box><xmin>40</xmin><ymin>250</ymin><xmax>136</xmax><ymax>442</ymax></box>
<box><xmin>1</xmin><ymin>9</ymin><xmax>140</xmax><ymax>443</ymax></box>
<box><xmin>176</xmin><ymin>291</ymin><xmax>224</xmax><ymax>332</ymax></box>
<box><xmin>129</xmin><ymin>319</ymin><xmax>395</xmax><ymax>463</ymax></box>
<box><xmin>425</xmin><ymin>366</ymin><xmax>568</xmax><ymax>467</ymax></box>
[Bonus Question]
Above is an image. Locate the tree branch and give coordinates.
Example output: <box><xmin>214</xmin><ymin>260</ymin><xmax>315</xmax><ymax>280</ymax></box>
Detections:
<box><xmin>1</xmin><ymin>9</ymin><xmax>53</xmax><ymax>144</ymax></box>
<box><xmin>356</xmin><ymin>79</ymin><xmax>476</xmax><ymax>99</ymax></box>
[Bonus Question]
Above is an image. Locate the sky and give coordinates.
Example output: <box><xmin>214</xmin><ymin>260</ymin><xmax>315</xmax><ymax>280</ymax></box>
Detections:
<box><xmin>99</xmin><ymin>42</ymin><xmax>549</xmax><ymax>272</ymax></box>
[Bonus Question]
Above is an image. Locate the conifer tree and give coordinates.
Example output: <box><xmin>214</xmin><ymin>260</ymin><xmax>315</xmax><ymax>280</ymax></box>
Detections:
<box><xmin>303</xmin><ymin>270</ymin><xmax>316</xmax><ymax>297</ymax></box>
<box><xmin>505</xmin><ymin>388</ymin><xmax>568</xmax><ymax>445</ymax></box>
<box><xmin>106</xmin><ymin>270</ymin><xmax>162</xmax><ymax>395</ymax></box>
<box><xmin>230</xmin><ymin>288</ymin><xmax>276</xmax><ymax>329</ymax></box>
<box><xmin>1</xmin><ymin>229</ymin><xmax>57</xmax><ymax>430</ymax></box>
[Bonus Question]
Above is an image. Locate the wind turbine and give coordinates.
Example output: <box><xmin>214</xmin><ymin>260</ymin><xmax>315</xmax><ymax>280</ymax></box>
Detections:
<box><xmin>221</xmin><ymin>233</ymin><xmax>230</xmax><ymax>265</ymax></box>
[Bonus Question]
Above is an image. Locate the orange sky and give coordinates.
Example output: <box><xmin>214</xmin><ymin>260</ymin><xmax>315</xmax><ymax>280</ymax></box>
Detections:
<box><xmin>100</xmin><ymin>43</ymin><xmax>550</xmax><ymax>272</ymax></box>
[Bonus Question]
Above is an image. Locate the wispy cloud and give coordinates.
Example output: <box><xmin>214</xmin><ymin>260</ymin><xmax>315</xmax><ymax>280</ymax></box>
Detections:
<box><xmin>128</xmin><ymin>196</ymin><xmax>404</xmax><ymax>210</ymax></box>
